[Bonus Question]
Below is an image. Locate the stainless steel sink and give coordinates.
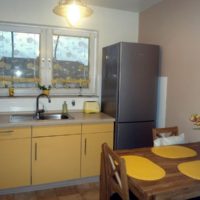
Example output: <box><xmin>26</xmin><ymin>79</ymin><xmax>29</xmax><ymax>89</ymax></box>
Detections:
<box><xmin>10</xmin><ymin>114</ymin><xmax>35</xmax><ymax>123</ymax></box>
<box><xmin>10</xmin><ymin>113</ymin><xmax>73</xmax><ymax>123</ymax></box>
<box><xmin>38</xmin><ymin>113</ymin><xmax>73</xmax><ymax>120</ymax></box>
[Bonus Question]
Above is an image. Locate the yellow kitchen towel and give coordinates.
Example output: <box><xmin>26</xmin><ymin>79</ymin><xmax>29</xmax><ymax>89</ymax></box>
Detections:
<box><xmin>121</xmin><ymin>155</ymin><xmax>166</xmax><ymax>181</ymax></box>
<box><xmin>151</xmin><ymin>145</ymin><xmax>197</xmax><ymax>159</ymax></box>
<box><xmin>178</xmin><ymin>160</ymin><xmax>200</xmax><ymax>180</ymax></box>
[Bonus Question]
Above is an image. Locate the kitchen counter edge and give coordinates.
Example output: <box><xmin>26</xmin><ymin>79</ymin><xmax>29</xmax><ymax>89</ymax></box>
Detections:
<box><xmin>0</xmin><ymin>112</ymin><xmax>115</xmax><ymax>128</ymax></box>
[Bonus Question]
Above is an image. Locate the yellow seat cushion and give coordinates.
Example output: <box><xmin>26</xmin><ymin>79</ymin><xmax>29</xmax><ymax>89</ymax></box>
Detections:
<box><xmin>178</xmin><ymin>160</ymin><xmax>200</xmax><ymax>180</ymax></box>
<box><xmin>151</xmin><ymin>145</ymin><xmax>197</xmax><ymax>159</ymax></box>
<box><xmin>121</xmin><ymin>155</ymin><xmax>166</xmax><ymax>181</ymax></box>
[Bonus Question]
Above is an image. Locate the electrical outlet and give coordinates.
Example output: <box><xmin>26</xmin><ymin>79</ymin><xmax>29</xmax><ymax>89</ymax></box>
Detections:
<box><xmin>71</xmin><ymin>100</ymin><xmax>75</xmax><ymax>106</ymax></box>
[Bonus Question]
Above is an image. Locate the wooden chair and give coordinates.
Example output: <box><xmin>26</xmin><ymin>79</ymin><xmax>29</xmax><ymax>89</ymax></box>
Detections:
<box><xmin>100</xmin><ymin>143</ymin><xmax>137</xmax><ymax>200</ymax></box>
<box><xmin>152</xmin><ymin>126</ymin><xmax>178</xmax><ymax>140</ymax></box>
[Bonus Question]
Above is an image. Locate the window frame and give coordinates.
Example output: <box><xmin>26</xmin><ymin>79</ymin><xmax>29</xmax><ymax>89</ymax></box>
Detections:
<box><xmin>0</xmin><ymin>22</ymin><xmax>98</xmax><ymax>96</ymax></box>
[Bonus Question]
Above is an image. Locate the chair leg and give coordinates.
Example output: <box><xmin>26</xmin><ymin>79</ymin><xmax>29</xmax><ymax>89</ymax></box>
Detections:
<box><xmin>110</xmin><ymin>193</ymin><xmax>123</xmax><ymax>200</ymax></box>
<box><xmin>100</xmin><ymin>152</ymin><xmax>110</xmax><ymax>200</ymax></box>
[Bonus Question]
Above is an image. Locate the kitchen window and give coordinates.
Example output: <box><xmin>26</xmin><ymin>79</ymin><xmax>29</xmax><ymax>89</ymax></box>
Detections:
<box><xmin>0</xmin><ymin>23</ymin><xmax>97</xmax><ymax>96</ymax></box>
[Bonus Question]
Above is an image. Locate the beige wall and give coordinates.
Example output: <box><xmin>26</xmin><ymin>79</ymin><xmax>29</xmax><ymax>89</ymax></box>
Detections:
<box><xmin>139</xmin><ymin>0</ymin><xmax>200</xmax><ymax>142</ymax></box>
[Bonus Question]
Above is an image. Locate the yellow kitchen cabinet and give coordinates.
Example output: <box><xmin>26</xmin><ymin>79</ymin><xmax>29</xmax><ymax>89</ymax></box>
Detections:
<box><xmin>0</xmin><ymin>127</ymin><xmax>31</xmax><ymax>189</ymax></box>
<box><xmin>81</xmin><ymin>123</ymin><xmax>113</xmax><ymax>177</ymax></box>
<box><xmin>32</xmin><ymin>124</ymin><xmax>81</xmax><ymax>185</ymax></box>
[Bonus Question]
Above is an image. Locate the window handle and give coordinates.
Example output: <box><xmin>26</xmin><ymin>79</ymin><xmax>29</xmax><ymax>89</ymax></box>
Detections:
<box><xmin>47</xmin><ymin>58</ymin><xmax>51</xmax><ymax>69</ymax></box>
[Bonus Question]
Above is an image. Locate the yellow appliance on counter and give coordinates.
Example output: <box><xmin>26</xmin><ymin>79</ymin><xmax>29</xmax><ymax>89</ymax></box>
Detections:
<box><xmin>83</xmin><ymin>101</ymin><xmax>100</xmax><ymax>113</ymax></box>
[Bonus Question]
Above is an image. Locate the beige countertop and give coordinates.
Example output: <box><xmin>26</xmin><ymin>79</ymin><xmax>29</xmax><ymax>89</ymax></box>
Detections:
<box><xmin>0</xmin><ymin>112</ymin><xmax>115</xmax><ymax>128</ymax></box>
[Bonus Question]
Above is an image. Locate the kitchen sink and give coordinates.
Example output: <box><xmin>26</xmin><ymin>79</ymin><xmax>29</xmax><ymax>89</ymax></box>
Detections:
<box><xmin>9</xmin><ymin>113</ymin><xmax>73</xmax><ymax>123</ymax></box>
<box><xmin>38</xmin><ymin>113</ymin><xmax>73</xmax><ymax>120</ymax></box>
<box><xmin>10</xmin><ymin>114</ymin><xmax>35</xmax><ymax>123</ymax></box>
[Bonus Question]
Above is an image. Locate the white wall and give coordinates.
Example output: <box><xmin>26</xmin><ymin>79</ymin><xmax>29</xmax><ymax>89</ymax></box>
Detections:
<box><xmin>156</xmin><ymin>77</ymin><xmax>167</xmax><ymax>128</ymax></box>
<box><xmin>0</xmin><ymin>0</ymin><xmax>139</xmax><ymax>112</ymax></box>
<box><xmin>0</xmin><ymin>97</ymin><xmax>99</xmax><ymax>113</ymax></box>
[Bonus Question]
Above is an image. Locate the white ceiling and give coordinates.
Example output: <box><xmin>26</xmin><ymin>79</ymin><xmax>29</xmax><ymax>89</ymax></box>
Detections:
<box><xmin>87</xmin><ymin>0</ymin><xmax>163</xmax><ymax>12</ymax></box>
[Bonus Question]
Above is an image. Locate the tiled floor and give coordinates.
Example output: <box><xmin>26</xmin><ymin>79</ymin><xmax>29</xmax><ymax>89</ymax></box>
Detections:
<box><xmin>0</xmin><ymin>182</ymin><xmax>99</xmax><ymax>200</ymax></box>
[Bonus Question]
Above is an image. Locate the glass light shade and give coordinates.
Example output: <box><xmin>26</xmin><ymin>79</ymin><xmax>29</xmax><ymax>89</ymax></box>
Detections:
<box><xmin>53</xmin><ymin>0</ymin><xmax>93</xmax><ymax>26</ymax></box>
<box><xmin>67</xmin><ymin>3</ymin><xmax>81</xmax><ymax>26</ymax></box>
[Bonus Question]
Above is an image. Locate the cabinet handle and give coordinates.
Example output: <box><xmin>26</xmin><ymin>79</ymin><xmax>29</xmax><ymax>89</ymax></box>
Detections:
<box><xmin>84</xmin><ymin>138</ymin><xmax>87</xmax><ymax>155</ymax></box>
<box><xmin>0</xmin><ymin>130</ymin><xmax>14</xmax><ymax>134</ymax></box>
<box><xmin>35</xmin><ymin>143</ymin><xmax>38</xmax><ymax>161</ymax></box>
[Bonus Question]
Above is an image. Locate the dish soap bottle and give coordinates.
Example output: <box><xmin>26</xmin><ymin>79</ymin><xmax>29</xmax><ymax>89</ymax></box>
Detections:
<box><xmin>62</xmin><ymin>101</ymin><xmax>68</xmax><ymax>118</ymax></box>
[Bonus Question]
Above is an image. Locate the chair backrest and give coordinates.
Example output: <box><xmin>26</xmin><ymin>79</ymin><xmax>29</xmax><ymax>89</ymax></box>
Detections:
<box><xmin>152</xmin><ymin>126</ymin><xmax>178</xmax><ymax>140</ymax></box>
<box><xmin>101</xmin><ymin>143</ymin><xmax>129</xmax><ymax>200</ymax></box>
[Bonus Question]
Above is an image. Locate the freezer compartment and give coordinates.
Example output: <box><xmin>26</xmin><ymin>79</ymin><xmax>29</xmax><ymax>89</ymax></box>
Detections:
<box><xmin>114</xmin><ymin>121</ymin><xmax>155</xmax><ymax>150</ymax></box>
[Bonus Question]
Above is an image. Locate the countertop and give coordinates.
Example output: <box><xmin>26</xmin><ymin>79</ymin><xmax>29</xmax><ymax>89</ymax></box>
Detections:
<box><xmin>0</xmin><ymin>111</ymin><xmax>115</xmax><ymax>128</ymax></box>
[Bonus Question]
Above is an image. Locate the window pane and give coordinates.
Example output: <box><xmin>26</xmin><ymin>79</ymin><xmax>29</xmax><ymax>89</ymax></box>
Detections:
<box><xmin>0</xmin><ymin>31</ymin><xmax>40</xmax><ymax>88</ymax></box>
<box><xmin>52</xmin><ymin>35</ymin><xmax>89</xmax><ymax>88</ymax></box>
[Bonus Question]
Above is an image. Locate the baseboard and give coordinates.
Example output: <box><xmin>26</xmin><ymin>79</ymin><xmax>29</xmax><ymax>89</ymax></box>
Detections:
<box><xmin>0</xmin><ymin>176</ymin><xmax>99</xmax><ymax>195</ymax></box>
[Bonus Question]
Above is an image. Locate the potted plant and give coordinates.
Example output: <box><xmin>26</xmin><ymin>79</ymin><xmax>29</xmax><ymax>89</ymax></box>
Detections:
<box><xmin>5</xmin><ymin>83</ymin><xmax>14</xmax><ymax>97</ymax></box>
<box><xmin>38</xmin><ymin>83</ymin><xmax>51</xmax><ymax>95</ymax></box>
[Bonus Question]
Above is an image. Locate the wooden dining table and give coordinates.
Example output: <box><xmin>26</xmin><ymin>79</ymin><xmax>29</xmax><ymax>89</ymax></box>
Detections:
<box><xmin>100</xmin><ymin>142</ymin><xmax>200</xmax><ymax>200</ymax></box>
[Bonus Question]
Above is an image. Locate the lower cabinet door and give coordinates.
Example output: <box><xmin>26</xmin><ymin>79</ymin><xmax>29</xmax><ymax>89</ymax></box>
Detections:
<box><xmin>81</xmin><ymin>132</ymin><xmax>113</xmax><ymax>177</ymax></box>
<box><xmin>0</xmin><ymin>138</ymin><xmax>31</xmax><ymax>189</ymax></box>
<box><xmin>32</xmin><ymin>135</ymin><xmax>81</xmax><ymax>185</ymax></box>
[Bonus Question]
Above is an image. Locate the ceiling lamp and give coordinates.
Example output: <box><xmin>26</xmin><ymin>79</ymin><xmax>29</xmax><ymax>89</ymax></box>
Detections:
<box><xmin>53</xmin><ymin>0</ymin><xmax>93</xmax><ymax>26</ymax></box>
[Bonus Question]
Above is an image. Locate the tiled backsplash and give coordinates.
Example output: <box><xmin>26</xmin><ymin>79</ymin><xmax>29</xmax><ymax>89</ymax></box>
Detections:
<box><xmin>0</xmin><ymin>96</ymin><xmax>99</xmax><ymax>113</ymax></box>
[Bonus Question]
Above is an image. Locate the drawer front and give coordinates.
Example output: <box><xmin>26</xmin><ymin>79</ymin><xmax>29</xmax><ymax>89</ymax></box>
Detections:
<box><xmin>32</xmin><ymin>124</ymin><xmax>81</xmax><ymax>137</ymax></box>
<box><xmin>82</xmin><ymin>123</ymin><xmax>114</xmax><ymax>134</ymax></box>
<box><xmin>0</xmin><ymin>127</ymin><xmax>31</xmax><ymax>140</ymax></box>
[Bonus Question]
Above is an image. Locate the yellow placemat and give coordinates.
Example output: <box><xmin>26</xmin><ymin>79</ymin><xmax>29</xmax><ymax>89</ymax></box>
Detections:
<box><xmin>178</xmin><ymin>160</ymin><xmax>200</xmax><ymax>180</ymax></box>
<box><xmin>121</xmin><ymin>155</ymin><xmax>166</xmax><ymax>181</ymax></box>
<box><xmin>151</xmin><ymin>145</ymin><xmax>197</xmax><ymax>159</ymax></box>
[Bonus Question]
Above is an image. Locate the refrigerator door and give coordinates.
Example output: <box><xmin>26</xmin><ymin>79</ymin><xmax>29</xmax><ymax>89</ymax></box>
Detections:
<box><xmin>118</xmin><ymin>43</ymin><xmax>159</xmax><ymax>122</ymax></box>
<box><xmin>101</xmin><ymin>44</ymin><xmax>120</xmax><ymax>118</ymax></box>
<box><xmin>114</xmin><ymin>121</ymin><xmax>154</xmax><ymax>150</ymax></box>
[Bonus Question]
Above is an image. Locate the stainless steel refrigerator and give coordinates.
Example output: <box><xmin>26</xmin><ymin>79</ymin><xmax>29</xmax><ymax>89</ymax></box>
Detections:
<box><xmin>101</xmin><ymin>42</ymin><xmax>159</xmax><ymax>150</ymax></box>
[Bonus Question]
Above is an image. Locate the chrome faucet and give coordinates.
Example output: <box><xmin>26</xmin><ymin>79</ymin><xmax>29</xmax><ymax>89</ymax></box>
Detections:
<box><xmin>35</xmin><ymin>94</ymin><xmax>51</xmax><ymax>119</ymax></box>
